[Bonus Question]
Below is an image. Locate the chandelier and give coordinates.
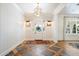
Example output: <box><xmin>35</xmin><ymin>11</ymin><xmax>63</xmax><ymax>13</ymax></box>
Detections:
<box><xmin>34</xmin><ymin>3</ymin><xmax>42</xmax><ymax>16</ymax></box>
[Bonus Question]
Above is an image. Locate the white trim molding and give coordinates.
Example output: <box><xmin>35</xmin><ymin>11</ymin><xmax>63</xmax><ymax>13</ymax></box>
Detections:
<box><xmin>0</xmin><ymin>39</ymin><xmax>25</xmax><ymax>56</ymax></box>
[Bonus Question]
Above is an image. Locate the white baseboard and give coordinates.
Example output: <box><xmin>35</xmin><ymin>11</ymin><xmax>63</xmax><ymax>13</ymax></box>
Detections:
<box><xmin>0</xmin><ymin>39</ymin><xmax>25</xmax><ymax>56</ymax></box>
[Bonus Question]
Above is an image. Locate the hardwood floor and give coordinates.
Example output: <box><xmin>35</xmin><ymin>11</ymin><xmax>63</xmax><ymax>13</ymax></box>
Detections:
<box><xmin>6</xmin><ymin>40</ymin><xmax>65</xmax><ymax>56</ymax></box>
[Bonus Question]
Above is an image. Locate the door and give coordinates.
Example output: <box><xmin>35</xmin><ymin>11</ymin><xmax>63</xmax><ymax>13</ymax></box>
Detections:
<box><xmin>64</xmin><ymin>16</ymin><xmax>79</xmax><ymax>41</ymax></box>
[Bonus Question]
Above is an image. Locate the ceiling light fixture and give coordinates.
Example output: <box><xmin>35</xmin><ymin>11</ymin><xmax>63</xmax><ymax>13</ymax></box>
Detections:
<box><xmin>34</xmin><ymin>3</ymin><xmax>42</xmax><ymax>16</ymax></box>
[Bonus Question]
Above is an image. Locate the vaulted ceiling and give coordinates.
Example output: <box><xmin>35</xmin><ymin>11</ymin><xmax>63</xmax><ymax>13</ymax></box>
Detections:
<box><xmin>17</xmin><ymin>3</ymin><xmax>60</xmax><ymax>14</ymax></box>
<box><xmin>16</xmin><ymin>3</ymin><xmax>79</xmax><ymax>15</ymax></box>
<box><xmin>60</xmin><ymin>3</ymin><xmax>79</xmax><ymax>14</ymax></box>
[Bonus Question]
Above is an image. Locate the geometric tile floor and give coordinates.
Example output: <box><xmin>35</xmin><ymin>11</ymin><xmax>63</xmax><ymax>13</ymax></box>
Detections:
<box><xmin>6</xmin><ymin>45</ymin><xmax>65</xmax><ymax>56</ymax></box>
<box><xmin>6</xmin><ymin>40</ymin><xmax>65</xmax><ymax>56</ymax></box>
<box><xmin>6</xmin><ymin>40</ymin><xmax>79</xmax><ymax>56</ymax></box>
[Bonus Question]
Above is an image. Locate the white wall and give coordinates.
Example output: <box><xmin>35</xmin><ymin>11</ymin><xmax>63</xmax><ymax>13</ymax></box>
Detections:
<box><xmin>58</xmin><ymin>15</ymin><xmax>79</xmax><ymax>40</ymax></box>
<box><xmin>61</xmin><ymin>4</ymin><xmax>79</xmax><ymax>14</ymax></box>
<box><xmin>0</xmin><ymin>3</ymin><xmax>25</xmax><ymax>55</ymax></box>
<box><xmin>24</xmin><ymin>14</ymin><xmax>54</xmax><ymax>40</ymax></box>
<box><xmin>58</xmin><ymin>3</ymin><xmax>79</xmax><ymax>40</ymax></box>
<box><xmin>58</xmin><ymin>15</ymin><xmax>79</xmax><ymax>41</ymax></box>
<box><xmin>62</xmin><ymin>14</ymin><xmax>79</xmax><ymax>40</ymax></box>
<box><xmin>58</xmin><ymin>15</ymin><xmax>64</xmax><ymax>40</ymax></box>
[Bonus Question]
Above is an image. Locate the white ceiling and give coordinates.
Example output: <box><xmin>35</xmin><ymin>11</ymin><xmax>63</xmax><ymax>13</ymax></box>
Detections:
<box><xmin>16</xmin><ymin>3</ymin><xmax>79</xmax><ymax>15</ymax></box>
<box><xmin>16</xmin><ymin>3</ymin><xmax>60</xmax><ymax>14</ymax></box>
<box><xmin>59</xmin><ymin>3</ymin><xmax>79</xmax><ymax>14</ymax></box>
